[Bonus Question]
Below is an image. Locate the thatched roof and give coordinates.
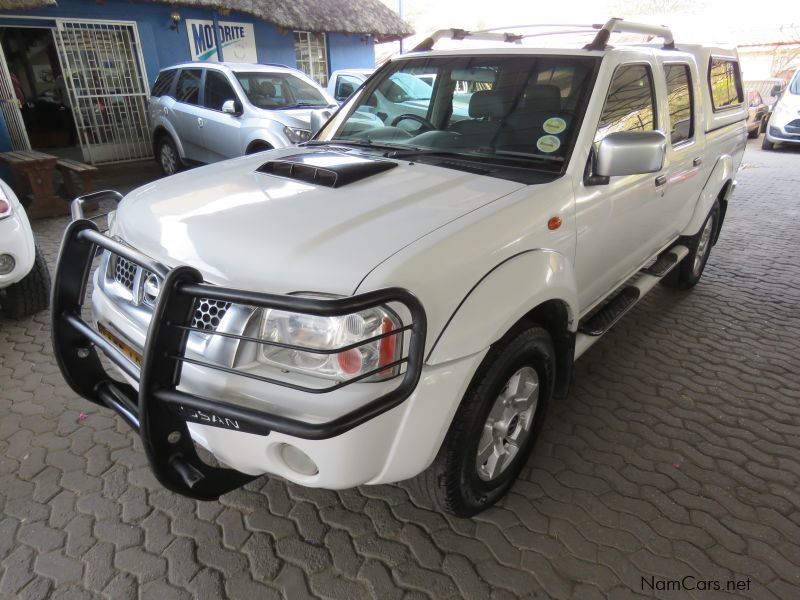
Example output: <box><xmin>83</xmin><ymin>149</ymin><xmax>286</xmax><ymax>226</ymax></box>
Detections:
<box><xmin>0</xmin><ymin>0</ymin><xmax>412</xmax><ymax>39</ymax></box>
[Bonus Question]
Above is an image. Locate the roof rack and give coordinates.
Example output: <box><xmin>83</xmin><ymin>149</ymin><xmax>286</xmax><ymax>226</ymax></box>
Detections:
<box><xmin>411</xmin><ymin>19</ymin><xmax>675</xmax><ymax>52</ymax></box>
<box><xmin>585</xmin><ymin>18</ymin><xmax>674</xmax><ymax>50</ymax></box>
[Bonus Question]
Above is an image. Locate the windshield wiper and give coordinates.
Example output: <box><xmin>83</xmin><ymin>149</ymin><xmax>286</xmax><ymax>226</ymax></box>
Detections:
<box><xmin>385</xmin><ymin>147</ymin><xmax>564</xmax><ymax>165</ymax></box>
<box><xmin>279</xmin><ymin>101</ymin><xmax>332</xmax><ymax>109</ymax></box>
<box><xmin>304</xmin><ymin>139</ymin><xmax>422</xmax><ymax>152</ymax></box>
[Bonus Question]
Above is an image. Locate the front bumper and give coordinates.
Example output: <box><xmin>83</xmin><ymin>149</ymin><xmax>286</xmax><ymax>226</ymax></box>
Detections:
<box><xmin>51</xmin><ymin>218</ymin><xmax>428</xmax><ymax>499</ymax></box>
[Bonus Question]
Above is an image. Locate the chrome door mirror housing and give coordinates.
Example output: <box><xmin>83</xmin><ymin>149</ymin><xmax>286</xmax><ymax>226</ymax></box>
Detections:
<box><xmin>221</xmin><ymin>99</ymin><xmax>242</xmax><ymax>116</ymax></box>
<box><xmin>595</xmin><ymin>131</ymin><xmax>667</xmax><ymax>177</ymax></box>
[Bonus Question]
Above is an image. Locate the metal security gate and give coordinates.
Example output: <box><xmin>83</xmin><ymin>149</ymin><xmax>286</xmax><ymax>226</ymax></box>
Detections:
<box><xmin>54</xmin><ymin>19</ymin><xmax>151</xmax><ymax>164</ymax></box>
<box><xmin>0</xmin><ymin>42</ymin><xmax>31</xmax><ymax>151</ymax></box>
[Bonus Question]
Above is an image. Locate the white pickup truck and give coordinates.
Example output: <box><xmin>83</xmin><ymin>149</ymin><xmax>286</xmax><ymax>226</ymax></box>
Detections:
<box><xmin>51</xmin><ymin>20</ymin><xmax>746</xmax><ymax>516</ymax></box>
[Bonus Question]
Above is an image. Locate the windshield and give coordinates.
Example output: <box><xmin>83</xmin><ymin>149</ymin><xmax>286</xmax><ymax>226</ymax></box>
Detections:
<box><xmin>790</xmin><ymin>71</ymin><xmax>800</xmax><ymax>95</ymax></box>
<box><xmin>317</xmin><ymin>55</ymin><xmax>598</xmax><ymax>170</ymax></box>
<box><xmin>235</xmin><ymin>71</ymin><xmax>330</xmax><ymax>109</ymax></box>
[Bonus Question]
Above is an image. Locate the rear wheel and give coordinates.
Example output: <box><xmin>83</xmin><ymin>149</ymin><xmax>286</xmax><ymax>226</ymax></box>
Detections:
<box><xmin>0</xmin><ymin>245</ymin><xmax>51</xmax><ymax>319</ymax></box>
<box><xmin>748</xmin><ymin>126</ymin><xmax>759</xmax><ymax>139</ymax></box>
<box><xmin>423</xmin><ymin>325</ymin><xmax>554</xmax><ymax>517</ymax></box>
<box><xmin>157</xmin><ymin>135</ymin><xmax>183</xmax><ymax>176</ymax></box>
<box><xmin>663</xmin><ymin>201</ymin><xmax>719</xmax><ymax>290</ymax></box>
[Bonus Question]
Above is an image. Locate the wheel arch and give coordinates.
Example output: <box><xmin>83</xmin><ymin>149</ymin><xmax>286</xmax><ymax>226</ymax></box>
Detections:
<box><xmin>245</xmin><ymin>139</ymin><xmax>274</xmax><ymax>154</ymax></box>
<box><xmin>682</xmin><ymin>153</ymin><xmax>736</xmax><ymax>240</ymax></box>
<box><xmin>426</xmin><ymin>249</ymin><xmax>579</xmax><ymax>397</ymax></box>
<box><xmin>151</xmin><ymin>124</ymin><xmax>185</xmax><ymax>160</ymax></box>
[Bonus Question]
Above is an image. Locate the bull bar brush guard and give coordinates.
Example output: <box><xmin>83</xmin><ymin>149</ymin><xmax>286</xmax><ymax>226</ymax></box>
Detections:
<box><xmin>51</xmin><ymin>218</ymin><xmax>427</xmax><ymax>500</ymax></box>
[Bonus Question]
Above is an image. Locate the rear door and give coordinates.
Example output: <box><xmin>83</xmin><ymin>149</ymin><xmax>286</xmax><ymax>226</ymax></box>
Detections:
<box><xmin>655</xmin><ymin>60</ymin><xmax>706</xmax><ymax>243</ymax></box>
<box><xmin>172</xmin><ymin>68</ymin><xmax>207</xmax><ymax>162</ymax></box>
<box><xmin>199</xmin><ymin>70</ymin><xmax>244</xmax><ymax>161</ymax></box>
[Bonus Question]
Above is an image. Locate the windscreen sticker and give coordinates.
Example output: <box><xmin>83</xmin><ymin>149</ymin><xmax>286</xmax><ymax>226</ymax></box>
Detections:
<box><xmin>543</xmin><ymin>117</ymin><xmax>567</xmax><ymax>134</ymax></box>
<box><xmin>536</xmin><ymin>135</ymin><xmax>561</xmax><ymax>154</ymax></box>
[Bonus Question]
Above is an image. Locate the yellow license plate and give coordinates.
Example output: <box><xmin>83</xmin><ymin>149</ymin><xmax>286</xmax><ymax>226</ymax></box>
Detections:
<box><xmin>98</xmin><ymin>323</ymin><xmax>143</xmax><ymax>367</ymax></box>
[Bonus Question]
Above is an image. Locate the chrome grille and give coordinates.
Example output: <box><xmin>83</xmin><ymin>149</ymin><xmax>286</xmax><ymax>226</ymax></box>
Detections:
<box><xmin>191</xmin><ymin>298</ymin><xmax>232</xmax><ymax>331</ymax></box>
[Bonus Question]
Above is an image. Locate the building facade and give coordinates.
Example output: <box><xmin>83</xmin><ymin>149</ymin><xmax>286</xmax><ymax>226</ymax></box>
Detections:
<box><xmin>0</xmin><ymin>0</ymin><xmax>408</xmax><ymax>162</ymax></box>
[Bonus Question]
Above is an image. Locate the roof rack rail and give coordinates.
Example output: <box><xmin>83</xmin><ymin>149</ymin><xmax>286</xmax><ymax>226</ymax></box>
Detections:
<box><xmin>585</xmin><ymin>17</ymin><xmax>675</xmax><ymax>50</ymax></box>
<box><xmin>412</xmin><ymin>24</ymin><xmax>598</xmax><ymax>52</ymax></box>
<box><xmin>411</xmin><ymin>19</ymin><xmax>675</xmax><ymax>53</ymax></box>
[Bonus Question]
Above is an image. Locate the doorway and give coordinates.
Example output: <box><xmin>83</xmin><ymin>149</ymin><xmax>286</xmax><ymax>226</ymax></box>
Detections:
<box><xmin>0</xmin><ymin>26</ymin><xmax>77</xmax><ymax>157</ymax></box>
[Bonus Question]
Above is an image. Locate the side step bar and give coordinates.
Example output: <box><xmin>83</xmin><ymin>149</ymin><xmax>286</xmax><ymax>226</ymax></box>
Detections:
<box><xmin>575</xmin><ymin>245</ymin><xmax>689</xmax><ymax>359</ymax></box>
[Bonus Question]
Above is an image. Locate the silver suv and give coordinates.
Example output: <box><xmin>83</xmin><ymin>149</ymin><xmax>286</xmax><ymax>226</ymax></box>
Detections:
<box><xmin>149</xmin><ymin>62</ymin><xmax>337</xmax><ymax>175</ymax></box>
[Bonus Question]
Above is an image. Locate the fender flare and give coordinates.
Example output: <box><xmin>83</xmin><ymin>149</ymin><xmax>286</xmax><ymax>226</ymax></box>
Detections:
<box><xmin>244</xmin><ymin>128</ymin><xmax>281</xmax><ymax>154</ymax></box>
<box><xmin>682</xmin><ymin>153</ymin><xmax>735</xmax><ymax>238</ymax></box>
<box><xmin>151</xmin><ymin>120</ymin><xmax>186</xmax><ymax>160</ymax></box>
<box><xmin>427</xmin><ymin>249</ymin><xmax>579</xmax><ymax>366</ymax></box>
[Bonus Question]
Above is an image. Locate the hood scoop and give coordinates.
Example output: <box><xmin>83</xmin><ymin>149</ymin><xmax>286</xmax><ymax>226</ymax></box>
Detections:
<box><xmin>257</xmin><ymin>150</ymin><xmax>397</xmax><ymax>188</ymax></box>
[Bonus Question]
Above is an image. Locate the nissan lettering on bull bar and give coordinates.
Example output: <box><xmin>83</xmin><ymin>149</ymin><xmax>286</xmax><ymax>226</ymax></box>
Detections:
<box><xmin>187</xmin><ymin>19</ymin><xmax>257</xmax><ymax>63</ymax></box>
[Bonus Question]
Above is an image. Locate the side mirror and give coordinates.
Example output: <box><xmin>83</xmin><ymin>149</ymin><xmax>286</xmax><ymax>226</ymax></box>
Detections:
<box><xmin>595</xmin><ymin>131</ymin><xmax>667</xmax><ymax>178</ymax></box>
<box><xmin>309</xmin><ymin>108</ymin><xmax>334</xmax><ymax>136</ymax></box>
<box><xmin>221</xmin><ymin>99</ymin><xmax>242</xmax><ymax>115</ymax></box>
<box><xmin>771</xmin><ymin>83</ymin><xmax>783</xmax><ymax>97</ymax></box>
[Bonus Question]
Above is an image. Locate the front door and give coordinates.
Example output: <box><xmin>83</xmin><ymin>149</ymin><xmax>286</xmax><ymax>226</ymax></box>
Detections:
<box><xmin>574</xmin><ymin>62</ymin><xmax>667</xmax><ymax>311</ymax></box>
<box><xmin>199</xmin><ymin>69</ymin><xmax>243</xmax><ymax>161</ymax></box>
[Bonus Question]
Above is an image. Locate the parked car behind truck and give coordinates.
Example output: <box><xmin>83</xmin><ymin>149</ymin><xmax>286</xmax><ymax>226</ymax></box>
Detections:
<box><xmin>149</xmin><ymin>62</ymin><xmax>338</xmax><ymax>174</ymax></box>
<box><xmin>763</xmin><ymin>67</ymin><xmax>800</xmax><ymax>150</ymax></box>
<box><xmin>54</xmin><ymin>20</ymin><xmax>746</xmax><ymax>516</ymax></box>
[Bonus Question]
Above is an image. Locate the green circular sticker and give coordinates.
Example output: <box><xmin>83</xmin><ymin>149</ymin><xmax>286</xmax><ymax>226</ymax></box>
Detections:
<box><xmin>536</xmin><ymin>135</ymin><xmax>561</xmax><ymax>154</ymax></box>
<box><xmin>543</xmin><ymin>117</ymin><xmax>567</xmax><ymax>134</ymax></box>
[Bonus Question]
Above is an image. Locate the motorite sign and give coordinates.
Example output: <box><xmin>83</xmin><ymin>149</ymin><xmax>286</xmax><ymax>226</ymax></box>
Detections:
<box><xmin>187</xmin><ymin>19</ymin><xmax>257</xmax><ymax>63</ymax></box>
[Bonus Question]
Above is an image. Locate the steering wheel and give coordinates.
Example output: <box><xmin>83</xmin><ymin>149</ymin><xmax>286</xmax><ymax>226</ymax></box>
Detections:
<box><xmin>390</xmin><ymin>113</ymin><xmax>436</xmax><ymax>132</ymax></box>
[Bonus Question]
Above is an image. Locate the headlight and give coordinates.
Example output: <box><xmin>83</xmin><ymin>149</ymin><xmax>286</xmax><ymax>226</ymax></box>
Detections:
<box><xmin>259</xmin><ymin>304</ymin><xmax>402</xmax><ymax>382</ymax></box>
<box><xmin>283</xmin><ymin>126</ymin><xmax>312</xmax><ymax>144</ymax></box>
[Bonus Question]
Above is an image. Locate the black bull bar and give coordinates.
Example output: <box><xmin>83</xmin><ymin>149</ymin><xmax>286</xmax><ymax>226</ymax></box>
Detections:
<box><xmin>51</xmin><ymin>219</ymin><xmax>426</xmax><ymax>500</ymax></box>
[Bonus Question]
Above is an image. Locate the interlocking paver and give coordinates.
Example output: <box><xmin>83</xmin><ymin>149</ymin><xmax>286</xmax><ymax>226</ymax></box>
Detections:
<box><xmin>1</xmin><ymin>140</ymin><xmax>800</xmax><ymax>597</ymax></box>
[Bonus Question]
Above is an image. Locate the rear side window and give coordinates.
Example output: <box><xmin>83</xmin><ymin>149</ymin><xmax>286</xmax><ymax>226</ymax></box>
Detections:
<box><xmin>204</xmin><ymin>71</ymin><xmax>237</xmax><ymax>111</ymax></box>
<box><xmin>151</xmin><ymin>70</ymin><xmax>176</xmax><ymax>97</ymax></box>
<box><xmin>595</xmin><ymin>64</ymin><xmax>656</xmax><ymax>143</ymax></box>
<box><xmin>335</xmin><ymin>74</ymin><xmax>361</xmax><ymax>101</ymax></box>
<box><xmin>665</xmin><ymin>64</ymin><xmax>694</xmax><ymax>144</ymax></box>
<box><xmin>176</xmin><ymin>69</ymin><xmax>202</xmax><ymax>105</ymax></box>
<box><xmin>708</xmin><ymin>59</ymin><xmax>743</xmax><ymax>111</ymax></box>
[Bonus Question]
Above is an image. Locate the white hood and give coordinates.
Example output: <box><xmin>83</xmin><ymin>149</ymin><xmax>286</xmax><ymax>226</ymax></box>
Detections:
<box><xmin>114</xmin><ymin>149</ymin><xmax>525</xmax><ymax>295</ymax></box>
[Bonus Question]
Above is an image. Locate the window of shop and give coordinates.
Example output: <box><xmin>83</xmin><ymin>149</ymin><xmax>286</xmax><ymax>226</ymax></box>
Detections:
<box><xmin>294</xmin><ymin>31</ymin><xmax>328</xmax><ymax>86</ymax></box>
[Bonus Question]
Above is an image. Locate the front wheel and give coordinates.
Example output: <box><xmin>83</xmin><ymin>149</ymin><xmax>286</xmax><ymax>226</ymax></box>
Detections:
<box><xmin>762</xmin><ymin>137</ymin><xmax>775</xmax><ymax>151</ymax></box>
<box><xmin>663</xmin><ymin>201</ymin><xmax>719</xmax><ymax>290</ymax></box>
<box><xmin>0</xmin><ymin>245</ymin><xmax>51</xmax><ymax>319</ymax></box>
<box><xmin>423</xmin><ymin>325</ymin><xmax>554</xmax><ymax>517</ymax></box>
<box><xmin>156</xmin><ymin>136</ymin><xmax>183</xmax><ymax>176</ymax></box>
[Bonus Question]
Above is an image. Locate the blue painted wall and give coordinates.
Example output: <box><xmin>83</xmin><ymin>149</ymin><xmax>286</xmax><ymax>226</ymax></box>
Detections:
<box><xmin>0</xmin><ymin>0</ymin><xmax>375</xmax><ymax>152</ymax></box>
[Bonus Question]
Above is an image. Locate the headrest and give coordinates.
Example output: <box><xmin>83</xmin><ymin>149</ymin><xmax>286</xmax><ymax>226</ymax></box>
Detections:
<box><xmin>257</xmin><ymin>81</ymin><xmax>277</xmax><ymax>97</ymax></box>
<box><xmin>523</xmin><ymin>84</ymin><xmax>561</xmax><ymax>112</ymax></box>
<box><xmin>469</xmin><ymin>90</ymin><xmax>509</xmax><ymax>119</ymax></box>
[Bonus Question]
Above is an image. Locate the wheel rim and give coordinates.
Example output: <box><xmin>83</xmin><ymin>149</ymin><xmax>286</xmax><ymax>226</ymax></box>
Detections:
<box><xmin>693</xmin><ymin>215</ymin><xmax>715</xmax><ymax>276</ymax></box>
<box><xmin>160</xmin><ymin>144</ymin><xmax>176</xmax><ymax>174</ymax></box>
<box><xmin>476</xmin><ymin>366</ymin><xmax>539</xmax><ymax>482</ymax></box>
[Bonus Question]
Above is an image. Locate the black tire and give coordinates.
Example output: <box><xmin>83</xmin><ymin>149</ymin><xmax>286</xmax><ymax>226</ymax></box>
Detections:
<box><xmin>246</xmin><ymin>141</ymin><xmax>272</xmax><ymax>155</ymax></box>
<box><xmin>0</xmin><ymin>245</ymin><xmax>51</xmax><ymax>319</ymax></box>
<box><xmin>748</xmin><ymin>127</ymin><xmax>759</xmax><ymax>139</ymax></box>
<box><xmin>156</xmin><ymin>135</ymin><xmax>183</xmax><ymax>176</ymax></box>
<box><xmin>423</xmin><ymin>325</ymin><xmax>555</xmax><ymax>517</ymax></box>
<box><xmin>762</xmin><ymin>137</ymin><xmax>775</xmax><ymax>151</ymax></box>
<box><xmin>663</xmin><ymin>201</ymin><xmax>720</xmax><ymax>290</ymax></box>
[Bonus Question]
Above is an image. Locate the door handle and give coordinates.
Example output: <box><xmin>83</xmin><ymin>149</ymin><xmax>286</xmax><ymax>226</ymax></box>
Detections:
<box><xmin>693</xmin><ymin>157</ymin><xmax>703</xmax><ymax>166</ymax></box>
<box><xmin>197</xmin><ymin>118</ymin><xmax>204</xmax><ymax>128</ymax></box>
<box><xmin>655</xmin><ymin>175</ymin><xmax>667</xmax><ymax>187</ymax></box>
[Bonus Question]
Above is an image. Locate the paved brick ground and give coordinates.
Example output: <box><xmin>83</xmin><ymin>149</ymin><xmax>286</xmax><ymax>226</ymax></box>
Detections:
<box><xmin>1</xmin><ymin>140</ymin><xmax>799</xmax><ymax>599</ymax></box>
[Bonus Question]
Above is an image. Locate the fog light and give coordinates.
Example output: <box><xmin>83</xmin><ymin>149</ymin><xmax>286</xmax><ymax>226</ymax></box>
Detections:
<box><xmin>0</xmin><ymin>253</ymin><xmax>15</xmax><ymax>275</ymax></box>
<box><xmin>769</xmin><ymin>126</ymin><xmax>781</xmax><ymax>137</ymax></box>
<box><xmin>279</xmin><ymin>444</ymin><xmax>318</xmax><ymax>476</ymax></box>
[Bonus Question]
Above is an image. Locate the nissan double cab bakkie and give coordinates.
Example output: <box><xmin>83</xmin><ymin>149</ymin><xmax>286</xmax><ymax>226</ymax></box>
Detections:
<box><xmin>51</xmin><ymin>19</ymin><xmax>746</xmax><ymax>516</ymax></box>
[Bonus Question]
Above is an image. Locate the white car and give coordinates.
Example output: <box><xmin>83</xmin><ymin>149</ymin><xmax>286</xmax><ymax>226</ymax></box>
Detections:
<box><xmin>762</xmin><ymin>67</ymin><xmax>800</xmax><ymax>150</ymax></box>
<box><xmin>0</xmin><ymin>179</ymin><xmax>50</xmax><ymax>319</ymax></box>
<box><xmin>52</xmin><ymin>20</ymin><xmax>746</xmax><ymax>516</ymax></box>
<box><xmin>149</xmin><ymin>62</ymin><xmax>338</xmax><ymax>175</ymax></box>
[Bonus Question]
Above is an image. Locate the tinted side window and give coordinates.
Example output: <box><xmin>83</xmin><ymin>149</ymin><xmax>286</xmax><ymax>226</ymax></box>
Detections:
<box><xmin>708</xmin><ymin>59</ymin><xmax>743</xmax><ymax>111</ymax></box>
<box><xmin>151</xmin><ymin>70</ymin><xmax>176</xmax><ymax>97</ymax></box>
<box><xmin>665</xmin><ymin>64</ymin><xmax>694</xmax><ymax>144</ymax></box>
<box><xmin>176</xmin><ymin>69</ymin><xmax>202</xmax><ymax>105</ymax></box>
<box><xmin>595</xmin><ymin>64</ymin><xmax>656</xmax><ymax>143</ymax></box>
<box><xmin>204</xmin><ymin>71</ymin><xmax>236</xmax><ymax>111</ymax></box>
<box><xmin>335</xmin><ymin>74</ymin><xmax>361</xmax><ymax>100</ymax></box>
